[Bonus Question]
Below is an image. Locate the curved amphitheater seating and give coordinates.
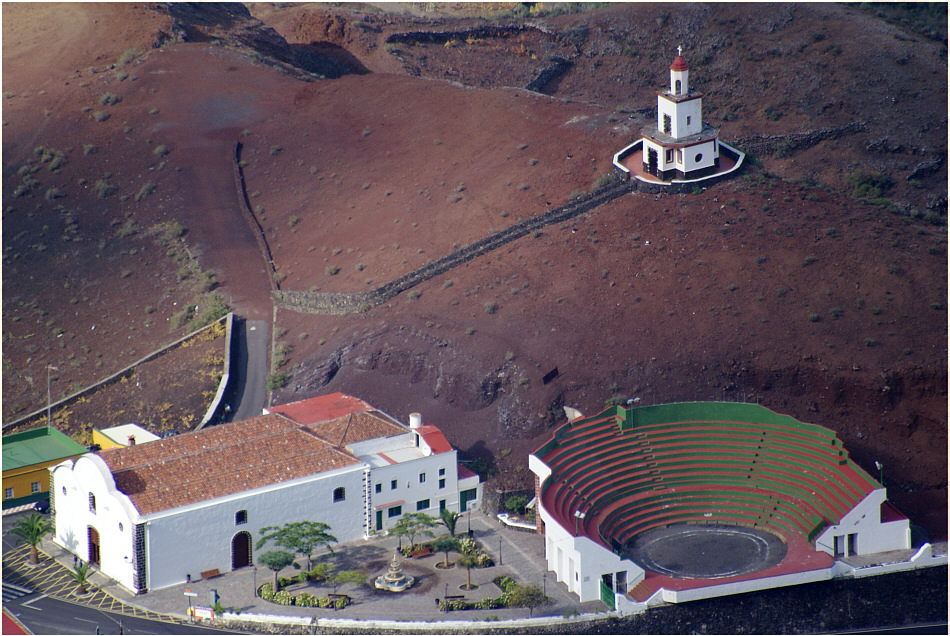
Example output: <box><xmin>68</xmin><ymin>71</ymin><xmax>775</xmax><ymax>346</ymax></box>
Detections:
<box><xmin>536</xmin><ymin>402</ymin><xmax>879</xmax><ymax>553</ymax></box>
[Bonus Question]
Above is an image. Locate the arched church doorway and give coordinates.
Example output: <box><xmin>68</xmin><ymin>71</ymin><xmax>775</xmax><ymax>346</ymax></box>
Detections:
<box><xmin>88</xmin><ymin>526</ymin><xmax>100</xmax><ymax>566</ymax></box>
<box><xmin>232</xmin><ymin>531</ymin><xmax>252</xmax><ymax>569</ymax></box>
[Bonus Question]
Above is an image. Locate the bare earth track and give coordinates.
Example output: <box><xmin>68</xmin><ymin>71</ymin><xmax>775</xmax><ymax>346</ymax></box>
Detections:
<box><xmin>2</xmin><ymin>3</ymin><xmax>946</xmax><ymax>546</ymax></box>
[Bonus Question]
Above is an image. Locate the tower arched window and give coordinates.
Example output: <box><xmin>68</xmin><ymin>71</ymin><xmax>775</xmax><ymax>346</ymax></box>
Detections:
<box><xmin>88</xmin><ymin>493</ymin><xmax>96</xmax><ymax>514</ymax></box>
<box><xmin>674</xmin><ymin>79</ymin><xmax>682</xmax><ymax>94</ymax></box>
<box><xmin>333</xmin><ymin>487</ymin><xmax>345</xmax><ymax>503</ymax></box>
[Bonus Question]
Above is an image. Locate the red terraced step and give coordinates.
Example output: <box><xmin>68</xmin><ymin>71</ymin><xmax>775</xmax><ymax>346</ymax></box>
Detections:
<box><xmin>628</xmin><ymin>577</ymin><xmax>663</xmax><ymax>602</ymax></box>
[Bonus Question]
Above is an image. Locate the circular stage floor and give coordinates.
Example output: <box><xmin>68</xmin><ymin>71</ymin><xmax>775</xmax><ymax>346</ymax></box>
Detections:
<box><xmin>626</xmin><ymin>524</ymin><xmax>788</xmax><ymax>579</ymax></box>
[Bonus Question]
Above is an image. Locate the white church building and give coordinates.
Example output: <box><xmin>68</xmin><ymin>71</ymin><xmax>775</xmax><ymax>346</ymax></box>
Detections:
<box><xmin>50</xmin><ymin>393</ymin><xmax>481</xmax><ymax>594</ymax></box>
<box><xmin>640</xmin><ymin>47</ymin><xmax>720</xmax><ymax>180</ymax></box>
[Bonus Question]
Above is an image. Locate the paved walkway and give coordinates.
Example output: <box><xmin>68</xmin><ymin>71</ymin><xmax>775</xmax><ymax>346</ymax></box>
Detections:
<box><xmin>8</xmin><ymin>510</ymin><xmax>603</xmax><ymax>628</ymax></box>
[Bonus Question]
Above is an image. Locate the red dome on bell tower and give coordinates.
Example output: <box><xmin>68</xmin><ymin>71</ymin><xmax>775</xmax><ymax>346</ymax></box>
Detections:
<box><xmin>670</xmin><ymin>54</ymin><xmax>688</xmax><ymax>71</ymax></box>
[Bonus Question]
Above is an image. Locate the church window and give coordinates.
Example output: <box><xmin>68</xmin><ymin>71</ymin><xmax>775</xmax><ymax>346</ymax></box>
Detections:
<box><xmin>333</xmin><ymin>487</ymin><xmax>346</xmax><ymax>502</ymax></box>
<box><xmin>677</xmin><ymin>149</ymin><xmax>684</xmax><ymax>163</ymax></box>
<box><xmin>375</xmin><ymin>483</ymin><xmax>382</xmax><ymax>494</ymax></box>
<box><xmin>31</xmin><ymin>482</ymin><xmax>41</xmax><ymax>494</ymax></box>
<box><xmin>89</xmin><ymin>493</ymin><xmax>97</xmax><ymax>514</ymax></box>
<box><xmin>666</xmin><ymin>149</ymin><xmax>674</xmax><ymax>163</ymax></box>
<box><xmin>695</xmin><ymin>153</ymin><xmax>703</xmax><ymax>163</ymax></box>
<box><xmin>674</xmin><ymin>79</ymin><xmax>682</xmax><ymax>94</ymax></box>
<box><xmin>686</xmin><ymin>116</ymin><xmax>691</xmax><ymax>126</ymax></box>
<box><xmin>235</xmin><ymin>510</ymin><xmax>248</xmax><ymax>525</ymax></box>
<box><xmin>662</xmin><ymin>114</ymin><xmax>672</xmax><ymax>134</ymax></box>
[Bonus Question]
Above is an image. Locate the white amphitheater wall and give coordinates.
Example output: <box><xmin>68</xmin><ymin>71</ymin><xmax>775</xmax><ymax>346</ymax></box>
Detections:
<box><xmin>815</xmin><ymin>489</ymin><xmax>911</xmax><ymax>558</ymax></box>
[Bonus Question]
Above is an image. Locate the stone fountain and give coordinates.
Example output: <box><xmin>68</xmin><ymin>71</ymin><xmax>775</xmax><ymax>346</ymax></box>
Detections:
<box><xmin>374</xmin><ymin>551</ymin><xmax>415</xmax><ymax>592</ymax></box>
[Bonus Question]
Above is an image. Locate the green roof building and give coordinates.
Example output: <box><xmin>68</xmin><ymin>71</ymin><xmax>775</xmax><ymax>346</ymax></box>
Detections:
<box><xmin>3</xmin><ymin>426</ymin><xmax>87</xmax><ymax>509</ymax></box>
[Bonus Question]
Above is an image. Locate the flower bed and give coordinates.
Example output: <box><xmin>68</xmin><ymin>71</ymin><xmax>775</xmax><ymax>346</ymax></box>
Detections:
<box><xmin>259</xmin><ymin>583</ymin><xmax>349</xmax><ymax>609</ymax></box>
<box><xmin>400</xmin><ymin>535</ymin><xmax>493</xmax><ymax>567</ymax></box>
<box><xmin>437</xmin><ymin>575</ymin><xmax>543</xmax><ymax>612</ymax></box>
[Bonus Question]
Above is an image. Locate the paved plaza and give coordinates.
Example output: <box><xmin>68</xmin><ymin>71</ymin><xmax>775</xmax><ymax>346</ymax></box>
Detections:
<box><xmin>5</xmin><ymin>510</ymin><xmax>604</xmax><ymax>628</ymax></box>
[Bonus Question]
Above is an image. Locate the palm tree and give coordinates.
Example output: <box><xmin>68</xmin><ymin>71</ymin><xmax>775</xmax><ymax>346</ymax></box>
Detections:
<box><xmin>432</xmin><ymin>536</ymin><xmax>457</xmax><ymax>568</ymax></box>
<box><xmin>69</xmin><ymin>561</ymin><xmax>90</xmax><ymax>595</ymax></box>
<box><xmin>11</xmin><ymin>513</ymin><xmax>52</xmax><ymax>565</ymax></box>
<box><xmin>439</xmin><ymin>509</ymin><xmax>460</xmax><ymax>537</ymax></box>
<box><xmin>457</xmin><ymin>554</ymin><xmax>478</xmax><ymax>590</ymax></box>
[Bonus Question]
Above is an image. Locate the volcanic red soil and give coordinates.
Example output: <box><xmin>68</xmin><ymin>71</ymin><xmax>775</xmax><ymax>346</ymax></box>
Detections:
<box><xmin>2</xmin><ymin>3</ymin><xmax>946</xmax><ymax>540</ymax></box>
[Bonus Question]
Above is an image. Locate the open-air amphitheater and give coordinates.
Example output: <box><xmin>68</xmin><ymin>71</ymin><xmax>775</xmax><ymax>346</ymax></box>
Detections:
<box><xmin>529</xmin><ymin>402</ymin><xmax>945</xmax><ymax>614</ymax></box>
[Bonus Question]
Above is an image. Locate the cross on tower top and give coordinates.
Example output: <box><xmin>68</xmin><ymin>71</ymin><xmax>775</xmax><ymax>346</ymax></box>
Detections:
<box><xmin>677</xmin><ymin>45</ymin><xmax>682</xmax><ymax>57</ymax></box>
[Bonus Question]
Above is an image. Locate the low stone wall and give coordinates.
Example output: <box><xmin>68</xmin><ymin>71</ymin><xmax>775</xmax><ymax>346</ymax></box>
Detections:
<box><xmin>233</xmin><ymin>140</ymin><xmax>278</xmax><ymax>291</ymax></box>
<box><xmin>197</xmin><ymin>312</ymin><xmax>235</xmax><ymax>430</ymax></box>
<box><xmin>275</xmin><ymin>179</ymin><xmax>634</xmax><ymax>315</ymax></box>
<box><xmin>734</xmin><ymin>120</ymin><xmax>867</xmax><ymax>157</ymax></box>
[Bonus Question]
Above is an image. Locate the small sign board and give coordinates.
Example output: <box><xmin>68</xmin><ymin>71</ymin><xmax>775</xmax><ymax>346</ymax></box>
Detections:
<box><xmin>184</xmin><ymin>590</ymin><xmax>198</xmax><ymax>597</ymax></box>
<box><xmin>194</xmin><ymin>606</ymin><xmax>214</xmax><ymax>620</ymax></box>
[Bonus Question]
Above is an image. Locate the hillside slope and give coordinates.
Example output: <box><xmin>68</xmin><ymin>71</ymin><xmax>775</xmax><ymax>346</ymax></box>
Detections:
<box><xmin>2</xmin><ymin>3</ymin><xmax>946</xmax><ymax>540</ymax></box>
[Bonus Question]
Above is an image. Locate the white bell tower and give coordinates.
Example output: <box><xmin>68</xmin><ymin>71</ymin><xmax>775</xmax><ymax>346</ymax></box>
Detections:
<box><xmin>670</xmin><ymin>45</ymin><xmax>689</xmax><ymax>96</ymax></box>
<box><xmin>640</xmin><ymin>47</ymin><xmax>720</xmax><ymax>181</ymax></box>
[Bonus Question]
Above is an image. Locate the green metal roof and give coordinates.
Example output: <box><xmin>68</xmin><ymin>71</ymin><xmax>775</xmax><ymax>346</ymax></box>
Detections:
<box><xmin>2</xmin><ymin>426</ymin><xmax>86</xmax><ymax>472</ymax></box>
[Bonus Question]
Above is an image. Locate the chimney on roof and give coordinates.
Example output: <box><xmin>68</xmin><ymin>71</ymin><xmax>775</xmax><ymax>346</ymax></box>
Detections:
<box><xmin>128</xmin><ymin>435</ymin><xmax>136</xmax><ymax>446</ymax></box>
<box><xmin>409</xmin><ymin>413</ymin><xmax>422</xmax><ymax>429</ymax></box>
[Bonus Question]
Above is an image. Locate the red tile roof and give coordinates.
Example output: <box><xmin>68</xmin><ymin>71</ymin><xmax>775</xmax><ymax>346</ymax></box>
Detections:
<box><xmin>418</xmin><ymin>424</ymin><xmax>453</xmax><ymax>455</ymax></box>
<box><xmin>99</xmin><ymin>414</ymin><xmax>363</xmax><ymax>515</ymax></box>
<box><xmin>670</xmin><ymin>55</ymin><xmax>688</xmax><ymax>71</ymax></box>
<box><xmin>268</xmin><ymin>392</ymin><xmax>375</xmax><ymax>424</ymax></box>
<box><xmin>305</xmin><ymin>411</ymin><xmax>406</xmax><ymax>447</ymax></box>
<box><xmin>458</xmin><ymin>464</ymin><xmax>477</xmax><ymax>480</ymax></box>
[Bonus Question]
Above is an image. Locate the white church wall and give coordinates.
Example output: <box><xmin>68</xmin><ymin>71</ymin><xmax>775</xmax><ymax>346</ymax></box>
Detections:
<box><xmin>51</xmin><ymin>455</ymin><xmax>138</xmax><ymax>593</ymax></box>
<box><xmin>143</xmin><ymin>464</ymin><xmax>365</xmax><ymax>591</ymax></box>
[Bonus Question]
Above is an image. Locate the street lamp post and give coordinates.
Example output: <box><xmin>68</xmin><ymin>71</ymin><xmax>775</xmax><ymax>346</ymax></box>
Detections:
<box><xmin>47</xmin><ymin>365</ymin><xmax>58</xmax><ymax>432</ymax></box>
<box><xmin>542</xmin><ymin>572</ymin><xmax>546</xmax><ymax>597</ymax></box>
<box><xmin>875</xmin><ymin>461</ymin><xmax>884</xmax><ymax>486</ymax></box>
<box><xmin>498</xmin><ymin>536</ymin><xmax>502</xmax><ymax>565</ymax></box>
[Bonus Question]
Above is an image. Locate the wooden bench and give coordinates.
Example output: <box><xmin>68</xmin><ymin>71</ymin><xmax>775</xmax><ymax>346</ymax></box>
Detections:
<box><xmin>411</xmin><ymin>546</ymin><xmax>432</xmax><ymax>558</ymax></box>
<box><xmin>200</xmin><ymin>569</ymin><xmax>221</xmax><ymax>580</ymax></box>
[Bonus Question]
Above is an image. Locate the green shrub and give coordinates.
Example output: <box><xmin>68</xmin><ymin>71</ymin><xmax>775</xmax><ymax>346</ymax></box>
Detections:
<box><xmin>153</xmin><ymin>145</ymin><xmax>169</xmax><ymax>158</ymax></box>
<box><xmin>408</xmin><ymin>290</ymin><xmax>421</xmax><ymax>300</ymax></box>
<box><xmin>95</xmin><ymin>180</ymin><xmax>117</xmax><ymax>198</ymax></box>
<box><xmin>325</xmin><ymin>265</ymin><xmax>340</xmax><ymax>276</ymax></box>
<box><xmin>846</xmin><ymin>169</ymin><xmax>893</xmax><ymax>199</ymax></box>
<box><xmin>484</xmin><ymin>301</ymin><xmax>498</xmax><ymax>314</ymax></box>
<box><xmin>98</xmin><ymin>93</ymin><xmax>121</xmax><ymax>106</ymax></box>
<box><xmin>267</xmin><ymin>372</ymin><xmax>288</xmax><ymax>390</ymax></box>
<box><xmin>135</xmin><ymin>183</ymin><xmax>156</xmax><ymax>201</ymax></box>
<box><xmin>117</xmin><ymin>48</ymin><xmax>140</xmax><ymax>65</ymax></box>
<box><xmin>808</xmin><ymin>314</ymin><xmax>820</xmax><ymax>322</ymax></box>
<box><xmin>802</xmin><ymin>255</ymin><xmax>817</xmax><ymax>267</ymax></box>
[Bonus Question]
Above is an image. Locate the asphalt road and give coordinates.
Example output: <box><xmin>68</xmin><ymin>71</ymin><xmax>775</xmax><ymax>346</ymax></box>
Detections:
<box><xmin>3</xmin><ymin>593</ymin><xmax>237</xmax><ymax>635</ymax></box>
<box><xmin>225</xmin><ymin>318</ymin><xmax>268</xmax><ymax>422</ymax></box>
